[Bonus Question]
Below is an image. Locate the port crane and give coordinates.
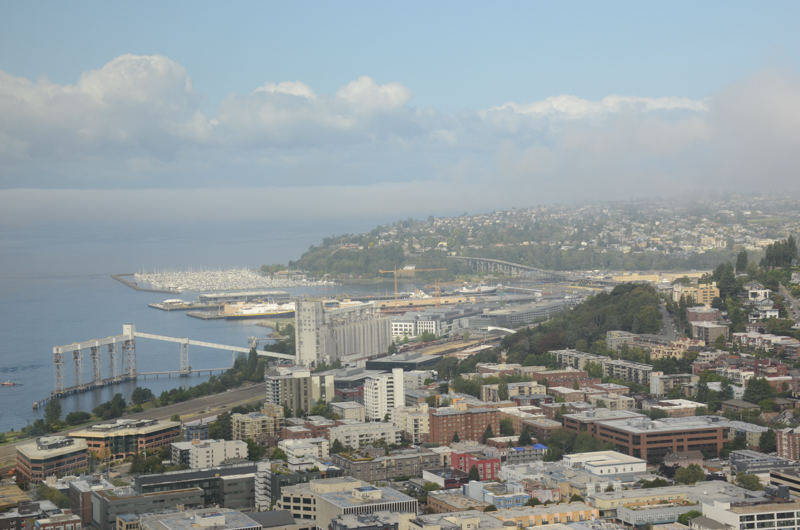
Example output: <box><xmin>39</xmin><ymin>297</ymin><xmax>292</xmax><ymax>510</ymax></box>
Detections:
<box><xmin>380</xmin><ymin>267</ymin><xmax>445</xmax><ymax>308</ymax></box>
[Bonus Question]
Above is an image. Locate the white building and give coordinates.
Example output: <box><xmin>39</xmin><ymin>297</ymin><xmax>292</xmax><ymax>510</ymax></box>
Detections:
<box><xmin>562</xmin><ymin>451</ymin><xmax>646</xmax><ymax>477</ymax></box>
<box><xmin>364</xmin><ymin>368</ymin><xmax>405</xmax><ymax>422</ymax></box>
<box><xmin>330</xmin><ymin>401</ymin><xmax>366</xmax><ymax>422</ymax></box>
<box><xmin>390</xmin><ymin>403</ymin><xmax>430</xmax><ymax>444</ymax></box>
<box><xmin>404</xmin><ymin>370</ymin><xmax>435</xmax><ymax>390</ymax></box>
<box><xmin>701</xmin><ymin>498</ymin><xmax>800</xmax><ymax>530</ymax></box>
<box><xmin>328</xmin><ymin>421</ymin><xmax>401</xmax><ymax>449</ymax></box>
<box><xmin>279</xmin><ymin>438</ymin><xmax>330</xmax><ymax>460</ymax></box>
<box><xmin>188</xmin><ymin>439</ymin><xmax>248</xmax><ymax>469</ymax></box>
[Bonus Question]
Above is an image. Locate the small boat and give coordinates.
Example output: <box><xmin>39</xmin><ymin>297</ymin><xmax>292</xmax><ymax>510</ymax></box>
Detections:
<box><xmin>1</xmin><ymin>380</ymin><xmax>15</xmax><ymax>386</ymax></box>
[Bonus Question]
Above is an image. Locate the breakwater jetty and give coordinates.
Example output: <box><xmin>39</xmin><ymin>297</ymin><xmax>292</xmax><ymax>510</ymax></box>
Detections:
<box><xmin>112</xmin><ymin>273</ymin><xmax>178</xmax><ymax>294</ymax></box>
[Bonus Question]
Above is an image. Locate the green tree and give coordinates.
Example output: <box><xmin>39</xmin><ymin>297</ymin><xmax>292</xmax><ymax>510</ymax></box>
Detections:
<box><xmin>296</xmin><ymin>408</ymin><xmax>305</xmax><ymax>419</ymax></box>
<box><xmin>271</xmin><ymin>447</ymin><xmax>288</xmax><ymax>461</ymax></box>
<box><xmin>499</xmin><ymin>418</ymin><xmax>515</xmax><ymax>437</ymax></box>
<box><xmin>641</xmin><ymin>478</ymin><xmax>669</xmax><ymax>488</ymax></box>
<box><xmin>170</xmin><ymin>414</ymin><xmax>181</xmax><ymax>422</ymax></box>
<box><xmin>743</xmin><ymin>378</ymin><xmax>776</xmax><ymax>405</ymax></box>
<box><xmin>468</xmin><ymin>465</ymin><xmax>481</xmax><ymax>481</ymax></box>
<box><xmin>483</xmin><ymin>505</ymin><xmax>497</xmax><ymax>512</ymax></box>
<box><xmin>65</xmin><ymin>411</ymin><xmax>91</xmax><ymax>425</ymax></box>
<box><xmin>759</xmin><ymin>429</ymin><xmax>777</xmax><ymax>453</ymax></box>
<box><xmin>569</xmin><ymin>494</ymin><xmax>584</xmax><ymax>502</ymax></box>
<box><xmin>525</xmin><ymin>498</ymin><xmax>542</xmax><ymax>506</ymax></box>
<box><xmin>695</xmin><ymin>406</ymin><xmax>708</xmax><ymax>416</ymax></box>
<box><xmin>674</xmin><ymin>464</ymin><xmax>705</xmax><ymax>485</ymax></box>
<box><xmin>331</xmin><ymin>439</ymin><xmax>345</xmax><ymax>454</ymax></box>
<box><xmin>498</xmin><ymin>381</ymin><xmax>509</xmax><ymax>401</ymax></box>
<box><xmin>517</xmin><ymin>428</ymin><xmax>533</xmax><ymax>447</ymax></box>
<box><xmin>736</xmin><ymin>251</ymin><xmax>748</xmax><ymax>273</ymax></box>
<box><xmin>678</xmin><ymin>511</ymin><xmax>703</xmax><ymax>525</ymax></box>
<box><xmin>605</xmin><ymin>484</ymin><xmax>615</xmax><ymax>492</ymax></box>
<box><xmin>482</xmin><ymin>424</ymin><xmax>494</xmax><ymax>443</ymax></box>
<box><xmin>735</xmin><ymin>472</ymin><xmax>764</xmax><ymax>491</ymax></box>
<box><xmin>208</xmin><ymin>412</ymin><xmax>232</xmax><ymax>440</ymax></box>
<box><xmin>44</xmin><ymin>399</ymin><xmax>62</xmax><ymax>426</ymax></box>
<box><xmin>245</xmin><ymin>439</ymin><xmax>266</xmax><ymax>461</ymax></box>
<box><xmin>452</xmin><ymin>431</ymin><xmax>460</xmax><ymax>443</ymax></box>
<box><xmin>131</xmin><ymin>387</ymin><xmax>154</xmax><ymax>405</ymax></box>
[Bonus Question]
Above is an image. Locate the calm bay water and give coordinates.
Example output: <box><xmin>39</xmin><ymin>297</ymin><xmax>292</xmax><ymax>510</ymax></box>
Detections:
<box><xmin>0</xmin><ymin>219</ymin><xmax>392</xmax><ymax>432</ymax></box>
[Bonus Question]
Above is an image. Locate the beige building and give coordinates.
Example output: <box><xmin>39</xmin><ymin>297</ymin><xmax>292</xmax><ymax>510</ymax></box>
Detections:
<box><xmin>231</xmin><ymin>404</ymin><xmax>284</xmax><ymax>441</ymax></box>
<box><xmin>328</xmin><ymin>420</ymin><xmax>401</xmax><ymax>449</ymax></box>
<box><xmin>189</xmin><ymin>439</ymin><xmax>248</xmax><ymax>469</ymax></box>
<box><xmin>331</xmin><ymin>401</ymin><xmax>366</xmax><ymax>422</ymax></box>
<box><xmin>586</xmin><ymin>393</ymin><xmax>635</xmax><ymax>411</ymax></box>
<box><xmin>391</xmin><ymin>403</ymin><xmax>430</xmax><ymax>444</ymax></box>
<box><xmin>490</xmin><ymin>502</ymin><xmax>599</xmax><ymax>526</ymax></box>
<box><xmin>480</xmin><ymin>381</ymin><xmax>546</xmax><ymax>402</ymax></box>
<box><xmin>672</xmin><ymin>283</ymin><xmax>720</xmax><ymax>308</ymax></box>
<box><xmin>265</xmin><ymin>366</ymin><xmax>335</xmax><ymax>415</ymax></box>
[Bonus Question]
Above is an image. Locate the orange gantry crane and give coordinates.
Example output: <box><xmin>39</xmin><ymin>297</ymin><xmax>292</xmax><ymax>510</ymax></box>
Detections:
<box><xmin>379</xmin><ymin>266</ymin><xmax>445</xmax><ymax>308</ymax></box>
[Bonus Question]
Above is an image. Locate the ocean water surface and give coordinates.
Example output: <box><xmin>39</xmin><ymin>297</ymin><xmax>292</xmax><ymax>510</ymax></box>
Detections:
<box><xmin>0</xmin><ymin>219</ymin><xmax>391</xmax><ymax>431</ymax></box>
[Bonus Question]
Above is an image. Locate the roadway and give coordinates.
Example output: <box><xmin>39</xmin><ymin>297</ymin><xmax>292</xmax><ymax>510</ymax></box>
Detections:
<box><xmin>659</xmin><ymin>303</ymin><xmax>681</xmax><ymax>340</ymax></box>
<box><xmin>0</xmin><ymin>383</ymin><xmax>266</xmax><ymax>473</ymax></box>
<box><xmin>779</xmin><ymin>283</ymin><xmax>800</xmax><ymax>324</ymax></box>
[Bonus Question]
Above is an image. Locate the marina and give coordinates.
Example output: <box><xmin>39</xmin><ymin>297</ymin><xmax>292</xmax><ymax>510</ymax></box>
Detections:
<box><xmin>132</xmin><ymin>268</ymin><xmax>337</xmax><ymax>292</ymax></box>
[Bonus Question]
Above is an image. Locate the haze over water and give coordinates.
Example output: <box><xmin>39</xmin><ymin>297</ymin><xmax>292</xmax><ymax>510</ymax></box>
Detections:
<box><xmin>0</xmin><ymin>219</ymin><xmax>388</xmax><ymax>432</ymax></box>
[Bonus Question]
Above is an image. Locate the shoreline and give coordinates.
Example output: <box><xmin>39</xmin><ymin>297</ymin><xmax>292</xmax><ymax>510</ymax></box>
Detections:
<box><xmin>111</xmin><ymin>273</ymin><xmax>178</xmax><ymax>294</ymax></box>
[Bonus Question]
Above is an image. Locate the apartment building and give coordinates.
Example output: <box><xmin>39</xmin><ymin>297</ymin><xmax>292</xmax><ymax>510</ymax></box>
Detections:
<box><xmin>585</xmin><ymin>393</ymin><xmax>635</xmax><ymax>411</ymax></box>
<box><xmin>428</xmin><ymin>403</ymin><xmax>500</xmax><ymax>446</ymax></box>
<box><xmin>390</xmin><ymin>403</ymin><xmax>430</xmax><ymax>444</ymax></box>
<box><xmin>278</xmin><ymin>438</ymin><xmax>330</xmax><ymax>461</ymax></box>
<box><xmin>364</xmin><ymin>368</ymin><xmax>405</xmax><ymax>422</ymax></box>
<box><xmin>331</xmin><ymin>448</ymin><xmax>439</xmax><ymax>482</ymax></box>
<box><xmin>15</xmin><ymin>437</ymin><xmax>89</xmax><ymax>483</ymax></box>
<box><xmin>650</xmin><ymin>372</ymin><xmax>699</xmax><ymax>398</ymax></box>
<box><xmin>328</xmin><ymin>421</ymin><xmax>401</xmax><ymax>449</ymax></box>
<box><xmin>686</xmin><ymin>307</ymin><xmax>722</xmax><ymax>322</ymax></box>
<box><xmin>189</xmin><ymin>439</ymin><xmax>248</xmax><ymax>469</ymax></box>
<box><xmin>264</xmin><ymin>366</ymin><xmax>335</xmax><ymax>414</ymax></box>
<box><xmin>602</xmin><ymin>360</ymin><xmax>653</xmax><ymax>385</ymax></box>
<box><xmin>552</xmin><ymin>349</ymin><xmax>606</xmax><ymax>370</ymax></box>
<box><xmin>778</xmin><ymin>426</ymin><xmax>800</xmax><ymax>461</ymax></box>
<box><xmin>480</xmin><ymin>381</ymin><xmax>546</xmax><ymax>402</ymax></box>
<box><xmin>692</xmin><ymin>321</ymin><xmax>730</xmax><ymax>346</ymax></box>
<box><xmin>231</xmin><ymin>404</ymin><xmax>285</xmax><ymax>441</ymax></box>
<box><xmin>489</xmin><ymin>502</ymin><xmax>599</xmax><ymax>527</ymax></box>
<box><xmin>673</xmin><ymin>283</ymin><xmax>719</xmax><ymax>308</ymax></box>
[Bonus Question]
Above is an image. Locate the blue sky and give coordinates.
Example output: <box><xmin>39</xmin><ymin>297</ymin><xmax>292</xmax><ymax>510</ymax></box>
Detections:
<box><xmin>1</xmin><ymin>2</ymin><xmax>800</xmax><ymax>224</ymax></box>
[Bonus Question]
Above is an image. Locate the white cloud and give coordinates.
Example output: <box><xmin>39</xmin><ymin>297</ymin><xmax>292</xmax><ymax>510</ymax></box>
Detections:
<box><xmin>0</xmin><ymin>55</ymin><xmax>799</xmax><ymax>207</ymax></box>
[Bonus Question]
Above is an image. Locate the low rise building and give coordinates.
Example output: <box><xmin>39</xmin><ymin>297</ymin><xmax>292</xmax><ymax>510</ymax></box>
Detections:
<box><xmin>189</xmin><ymin>439</ymin><xmax>248</xmax><ymax>469</ymax></box>
<box><xmin>485</xmin><ymin>443</ymin><xmax>547</xmax><ymax>465</ymax></box>
<box><xmin>255</xmin><ymin>460</ymin><xmax>343</xmax><ymax>510</ymax></box>
<box><xmin>489</xmin><ymin>502</ymin><xmax>599</xmax><ymax>526</ymax></box>
<box><xmin>426</xmin><ymin>491</ymin><xmax>491</xmax><ymax>513</ymax></box>
<box><xmin>422</xmin><ymin>468</ymin><xmax>471</xmax><ymax>489</ymax></box>
<box><xmin>91</xmin><ymin>487</ymin><xmax>205</xmax><ymax>530</ymax></box>
<box><xmin>586</xmin><ymin>393</ymin><xmax>635</xmax><ymax>411</ymax></box>
<box><xmin>279</xmin><ymin>438</ymin><xmax>330</xmax><ymax>461</ymax></box>
<box><xmin>602</xmin><ymin>360</ymin><xmax>652</xmax><ymax>385</ymax></box>
<box><xmin>701</xmin><ymin>497</ymin><xmax>800</xmax><ymax>530</ymax></box>
<box><xmin>330</xmin><ymin>401</ymin><xmax>366</xmax><ymax>422</ymax></box>
<box><xmin>562</xmin><ymin>409</ymin><xmax>646</xmax><ymax>436</ymax></box>
<box><xmin>644</xmin><ymin>399</ymin><xmax>702</xmax><ymax>418</ymax></box>
<box><xmin>521</xmin><ymin>417</ymin><xmax>563</xmax><ymax>439</ymax></box>
<box><xmin>729</xmin><ymin>449</ymin><xmax>800</xmax><ymax>475</ymax></box>
<box><xmin>480</xmin><ymin>381</ymin><xmax>546</xmax><ymax>402</ymax></box>
<box><xmin>547</xmin><ymin>387</ymin><xmax>585</xmax><ymax>402</ymax></box>
<box><xmin>663</xmin><ymin>451</ymin><xmax>704</xmax><ymax>469</ymax></box>
<box><xmin>31</xmin><ymin>509</ymin><xmax>82</xmax><ymax>530</ymax></box>
<box><xmin>462</xmin><ymin>480</ymin><xmax>530</xmax><ymax>509</ymax></box>
<box><xmin>650</xmin><ymin>373</ymin><xmax>699</xmax><ymax>398</ymax></box>
<box><xmin>328</xmin><ymin>421</ymin><xmax>401</xmax><ymax>449</ymax></box>
<box><xmin>67</xmin><ymin>476</ymin><xmax>115</xmax><ymax>526</ymax></box>
<box><xmin>450</xmin><ymin>452</ymin><xmax>500</xmax><ymax>481</ymax></box>
<box><xmin>692</xmin><ymin>322</ymin><xmax>730</xmax><ymax>346</ymax></box>
<box><xmin>562</xmin><ymin>451</ymin><xmax>646</xmax><ymax>478</ymax></box>
<box><xmin>15</xmin><ymin>437</ymin><xmax>89</xmax><ymax>484</ymax></box>
<box><xmin>331</xmin><ymin>448</ymin><xmax>439</xmax><ymax>482</ymax></box>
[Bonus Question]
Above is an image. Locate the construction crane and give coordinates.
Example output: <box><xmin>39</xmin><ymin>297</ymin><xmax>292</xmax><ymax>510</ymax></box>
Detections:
<box><xmin>380</xmin><ymin>266</ymin><xmax>445</xmax><ymax>308</ymax></box>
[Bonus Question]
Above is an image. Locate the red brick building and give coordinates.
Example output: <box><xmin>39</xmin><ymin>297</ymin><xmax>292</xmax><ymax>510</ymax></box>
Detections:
<box><xmin>451</xmin><ymin>451</ymin><xmax>501</xmax><ymax>480</ymax></box>
<box><xmin>281</xmin><ymin>426</ymin><xmax>314</xmax><ymax>440</ymax></box>
<box><xmin>429</xmin><ymin>405</ymin><xmax>499</xmax><ymax>446</ymax></box>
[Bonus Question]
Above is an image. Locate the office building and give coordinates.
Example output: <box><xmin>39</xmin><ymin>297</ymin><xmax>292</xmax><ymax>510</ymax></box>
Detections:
<box><xmin>132</xmin><ymin>462</ymin><xmax>257</xmax><ymax>509</ymax></box>
<box><xmin>365</xmin><ymin>352</ymin><xmax>442</xmax><ymax>371</ymax></box>
<box><xmin>276</xmin><ymin>477</ymin><xmax>417</xmax><ymax>524</ymax></box>
<box><xmin>364</xmin><ymin>369</ymin><xmax>405</xmax><ymax>422</ymax></box>
<box><xmin>69</xmin><ymin>419</ymin><xmax>180</xmax><ymax>460</ymax></box>
<box><xmin>67</xmin><ymin>476</ymin><xmax>115</xmax><ymax>526</ymax></box>
<box><xmin>15</xmin><ymin>437</ymin><xmax>88</xmax><ymax>484</ymax></box>
<box><xmin>31</xmin><ymin>510</ymin><xmax>82</xmax><ymax>530</ymax></box>
<box><xmin>562</xmin><ymin>409</ymin><xmax>645</xmax><ymax>436</ymax></box>
<box><xmin>90</xmin><ymin>487</ymin><xmax>204</xmax><ymax>530</ymax></box>
<box><xmin>702</xmin><ymin>497</ymin><xmax>800</xmax><ymax>530</ymax></box>
<box><xmin>137</xmin><ymin>509</ymin><xmax>261</xmax><ymax>530</ymax></box>
<box><xmin>592</xmin><ymin>416</ymin><xmax>728</xmax><ymax>461</ymax></box>
<box><xmin>255</xmin><ymin>461</ymin><xmax>343</xmax><ymax>510</ymax></box>
<box><xmin>296</xmin><ymin>300</ymin><xmax>392</xmax><ymax>367</ymax></box>
<box><xmin>729</xmin><ymin>450</ymin><xmax>800</xmax><ymax>475</ymax></box>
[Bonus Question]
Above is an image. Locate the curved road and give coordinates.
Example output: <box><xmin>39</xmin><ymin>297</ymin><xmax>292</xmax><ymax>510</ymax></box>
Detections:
<box><xmin>0</xmin><ymin>383</ymin><xmax>266</xmax><ymax>473</ymax></box>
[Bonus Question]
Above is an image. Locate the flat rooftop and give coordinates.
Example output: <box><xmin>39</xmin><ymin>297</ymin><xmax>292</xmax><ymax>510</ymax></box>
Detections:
<box><xmin>17</xmin><ymin>438</ymin><xmax>88</xmax><ymax>459</ymax></box>
<box><xmin>319</xmin><ymin>487</ymin><xmax>415</xmax><ymax>508</ymax></box>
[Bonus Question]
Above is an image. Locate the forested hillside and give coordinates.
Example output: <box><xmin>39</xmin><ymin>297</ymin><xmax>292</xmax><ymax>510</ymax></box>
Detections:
<box><xmin>499</xmin><ymin>283</ymin><xmax>663</xmax><ymax>365</ymax></box>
